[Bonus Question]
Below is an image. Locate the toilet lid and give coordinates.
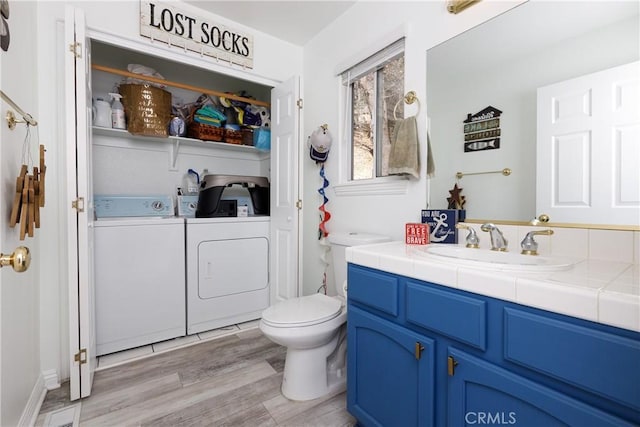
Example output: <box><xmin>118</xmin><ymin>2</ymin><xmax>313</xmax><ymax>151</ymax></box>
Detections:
<box><xmin>262</xmin><ymin>294</ymin><xmax>342</xmax><ymax>327</ymax></box>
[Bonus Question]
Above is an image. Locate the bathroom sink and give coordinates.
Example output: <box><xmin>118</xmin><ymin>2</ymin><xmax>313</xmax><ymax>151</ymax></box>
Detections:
<box><xmin>414</xmin><ymin>245</ymin><xmax>577</xmax><ymax>272</ymax></box>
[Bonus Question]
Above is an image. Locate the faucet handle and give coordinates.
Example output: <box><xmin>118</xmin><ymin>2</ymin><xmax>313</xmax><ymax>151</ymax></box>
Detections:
<box><xmin>521</xmin><ymin>229</ymin><xmax>554</xmax><ymax>255</ymax></box>
<box><xmin>456</xmin><ymin>223</ymin><xmax>479</xmax><ymax>248</ymax></box>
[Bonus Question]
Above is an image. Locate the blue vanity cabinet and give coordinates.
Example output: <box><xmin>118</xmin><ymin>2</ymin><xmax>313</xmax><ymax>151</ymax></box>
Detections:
<box><xmin>347</xmin><ymin>266</ymin><xmax>435</xmax><ymax>427</ymax></box>
<box><xmin>447</xmin><ymin>348</ymin><xmax>635</xmax><ymax>427</ymax></box>
<box><xmin>346</xmin><ymin>264</ymin><xmax>640</xmax><ymax>426</ymax></box>
<box><xmin>348</xmin><ymin>307</ymin><xmax>435</xmax><ymax>427</ymax></box>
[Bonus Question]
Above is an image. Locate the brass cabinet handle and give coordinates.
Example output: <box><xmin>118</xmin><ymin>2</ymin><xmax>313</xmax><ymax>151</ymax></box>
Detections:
<box><xmin>448</xmin><ymin>355</ymin><xmax>459</xmax><ymax>376</ymax></box>
<box><xmin>0</xmin><ymin>246</ymin><xmax>31</xmax><ymax>272</ymax></box>
<box><xmin>538</xmin><ymin>214</ymin><xmax>550</xmax><ymax>223</ymax></box>
<box><xmin>415</xmin><ymin>342</ymin><xmax>424</xmax><ymax>360</ymax></box>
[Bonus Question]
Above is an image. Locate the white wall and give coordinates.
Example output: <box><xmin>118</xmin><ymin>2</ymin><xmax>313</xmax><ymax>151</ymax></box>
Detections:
<box><xmin>301</xmin><ymin>0</ymin><xmax>524</xmax><ymax>295</ymax></box>
<box><xmin>35</xmin><ymin>0</ymin><xmax>301</xmax><ymax>385</ymax></box>
<box><xmin>1</xmin><ymin>2</ymin><xmax>41</xmax><ymax>425</ymax></box>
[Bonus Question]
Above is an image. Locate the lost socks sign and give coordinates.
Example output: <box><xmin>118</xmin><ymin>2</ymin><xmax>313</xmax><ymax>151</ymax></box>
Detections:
<box><xmin>140</xmin><ymin>1</ymin><xmax>254</xmax><ymax>69</ymax></box>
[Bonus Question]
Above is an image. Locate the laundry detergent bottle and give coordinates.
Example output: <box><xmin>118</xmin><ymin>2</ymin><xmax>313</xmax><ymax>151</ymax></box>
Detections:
<box><xmin>110</xmin><ymin>93</ymin><xmax>126</xmax><ymax>129</ymax></box>
<box><xmin>183</xmin><ymin>169</ymin><xmax>200</xmax><ymax>195</ymax></box>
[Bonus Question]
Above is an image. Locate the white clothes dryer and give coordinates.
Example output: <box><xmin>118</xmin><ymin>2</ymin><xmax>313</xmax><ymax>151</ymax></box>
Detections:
<box><xmin>186</xmin><ymin>216</ymin><xmax>270</xmax><ymax>334</ymax></box>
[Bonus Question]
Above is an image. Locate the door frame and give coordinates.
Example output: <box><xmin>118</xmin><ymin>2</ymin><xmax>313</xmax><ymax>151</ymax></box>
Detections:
<box><xmin>65</xmin><ymin>11</ymin><xmax>304</xmax><ymax>399</ymax></box>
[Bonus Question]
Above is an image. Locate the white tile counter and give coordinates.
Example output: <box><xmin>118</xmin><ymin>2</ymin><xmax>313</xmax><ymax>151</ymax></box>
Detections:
<box><xmin>346</xmin><ymin>242</ymin><xmax>640</xmax><ymax>333</ymax></box>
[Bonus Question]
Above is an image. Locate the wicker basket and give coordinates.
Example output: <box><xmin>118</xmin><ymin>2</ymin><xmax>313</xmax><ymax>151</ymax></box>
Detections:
<box><xmin>187</xmin><ymin>121</ymin><xmax>225</xmax><ymax>142</ymax></box>
<box><xmin>224</xmin><ymin>129</ymin><xmax>243</xmax><ymax>145</ymax></box>
<box><xmin>119</xmin><ymin>84</ymin><xmax>172</xmax><ymax>137</ymax></box>
<box><xmin>241</xmin><ymin>128</ymin><xmax>254</xmax><ymax>146</ymax></box>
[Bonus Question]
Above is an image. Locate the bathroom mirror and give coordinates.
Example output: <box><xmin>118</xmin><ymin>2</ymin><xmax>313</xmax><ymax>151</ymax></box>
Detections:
<box><xmin>426</xmin><ymin>1</ymin><xmax>639</xmax><ymax>227</ymax></box>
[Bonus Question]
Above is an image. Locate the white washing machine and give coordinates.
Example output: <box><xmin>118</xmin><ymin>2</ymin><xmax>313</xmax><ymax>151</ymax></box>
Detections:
<box><xmin>186</xmin><ymin>216</ymin><xmax>270</xmax><ymax>334</ymax></box>
<box><xmin>94</xmin><ymin>216</ymin><xmax>186</xmax><ymax>355</ymax></box>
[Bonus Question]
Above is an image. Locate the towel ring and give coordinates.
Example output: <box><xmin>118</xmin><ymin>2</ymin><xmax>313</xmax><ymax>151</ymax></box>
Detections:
<box><xmin>393</xmin><ymin>91</ymin><xmax>420</xmax><ymax>120</ymax></box>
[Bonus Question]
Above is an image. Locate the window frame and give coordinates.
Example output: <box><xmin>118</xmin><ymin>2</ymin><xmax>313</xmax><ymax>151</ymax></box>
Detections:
<box><xmin>335</xmin><ymin>38</ymin><xmax>409</xmax><ymax>196</ymax></box>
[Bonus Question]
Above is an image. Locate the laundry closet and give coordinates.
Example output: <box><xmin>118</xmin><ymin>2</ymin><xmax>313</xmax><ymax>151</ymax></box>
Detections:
<box><xmin>68</xmin><ymin>19</ymin><xmax>299</xmax><ymax>359</ymax></box>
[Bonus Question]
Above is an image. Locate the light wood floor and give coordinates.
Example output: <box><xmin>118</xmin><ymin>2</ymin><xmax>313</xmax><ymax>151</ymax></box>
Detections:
<box><xmin>36</xmin><ymin>328</ymin><xmax>355</xmax><ymax>427</ymax></box>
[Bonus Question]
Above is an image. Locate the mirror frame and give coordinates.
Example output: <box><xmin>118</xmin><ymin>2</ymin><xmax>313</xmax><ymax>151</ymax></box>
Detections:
<box><xmin>463</xmin><ymin>219</ymin><xmax>640</xmax><ymax>232</ymax></box>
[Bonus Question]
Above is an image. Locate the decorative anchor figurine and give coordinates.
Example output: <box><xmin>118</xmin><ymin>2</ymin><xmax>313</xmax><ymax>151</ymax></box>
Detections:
<box><xmin>447</xmin><ymin>183</ymin><xmax>466</xmax><ymax>210</ymax></box>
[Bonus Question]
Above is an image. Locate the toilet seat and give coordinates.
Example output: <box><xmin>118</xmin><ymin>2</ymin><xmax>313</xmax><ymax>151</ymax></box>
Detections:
<box><xmin>262</xmin><ymin>294</ymin><xmax>342</xmax><ymax>328</ymax></box>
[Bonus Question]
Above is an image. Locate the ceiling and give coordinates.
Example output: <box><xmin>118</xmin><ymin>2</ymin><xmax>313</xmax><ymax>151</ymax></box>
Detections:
<box><xmin>183</xmin><ymin>1</ymin><xmax>357</xmax><ymax>46</ymax></box>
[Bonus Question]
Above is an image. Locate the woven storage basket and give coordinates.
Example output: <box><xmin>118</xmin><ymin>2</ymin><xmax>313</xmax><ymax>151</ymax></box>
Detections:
<box><xmin>119</xmin><ymin>84</ymin><xmax>172</xmax><ymax>137</ymax></box>
<box><xmin>187</xmin><ymin>121</ymin><xmax>225</xmax><ymax>142</ymax></box>
<box><xmin>241</xmin><ymin>128</ymin><xmax>254</xmax><ymax>146</ymax></box>
<box><xmin>224</xmin><ymin>129</ymin><xmax>243</xmax><ymax>145</ymax></box>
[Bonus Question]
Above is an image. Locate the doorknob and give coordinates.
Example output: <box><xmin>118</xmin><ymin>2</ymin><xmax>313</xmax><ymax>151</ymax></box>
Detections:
<box><xmin>0</xmin><ymin>246</ymin><xmax>31</xmax><ymax>272</ymax></box>
<box><xmin>537</xmin><ymin>214</ymin><xmax>550</xmax><ymax>223</ymax></box>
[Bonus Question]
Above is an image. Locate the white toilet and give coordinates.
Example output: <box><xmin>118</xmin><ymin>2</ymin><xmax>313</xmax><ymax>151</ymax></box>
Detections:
<box><xmin>260</xmin><ymin>232</ymin><xmax>390</xmax><ymax>401</ymax></box>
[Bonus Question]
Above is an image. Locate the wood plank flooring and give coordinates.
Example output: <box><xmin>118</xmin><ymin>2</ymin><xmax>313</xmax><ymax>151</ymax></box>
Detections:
<box><xmin>36</xmin><ymin>328</ymin><xmax>355</xmax><ymax>427</ymax></box>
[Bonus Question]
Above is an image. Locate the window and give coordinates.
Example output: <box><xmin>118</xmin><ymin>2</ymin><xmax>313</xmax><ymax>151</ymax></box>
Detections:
<box><xmin>342</xmin><ymin>39</ymin><xmax>405</xmax><ymax>181</ymax></box>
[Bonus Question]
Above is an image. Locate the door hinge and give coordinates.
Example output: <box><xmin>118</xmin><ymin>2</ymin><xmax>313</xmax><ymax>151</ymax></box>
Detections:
<box><xmin>72</xmin><ymin>197</ymin><xmax>85</xmax><ymax>212</ymax></box>
<box><xmin>448</xmin><ymin>355</ymin><xmax>459</xmax><ymax>376</ymax></box>
<box><xmin>295</xmin><ymin>199</ymin><xmax>302</xmax><ymax>210</ymax></box>
<box><xmin>74</xmin><ymin>348</ymin><xmax>87</xmax><ymax>365</ymax></box>
<box><xmin>296</xmin><ymin>99</ymin><xmax>303</xmax><ymax>109</ymax></box>
<box><xmin>414</xmin><ymin>342</ymin><xmax>424</xmax><ymax>360</ymax></box>
<box><xmin>69</xmin><ymin>42</ymin><xmax>82</xmax><ymax>58</ymax></box>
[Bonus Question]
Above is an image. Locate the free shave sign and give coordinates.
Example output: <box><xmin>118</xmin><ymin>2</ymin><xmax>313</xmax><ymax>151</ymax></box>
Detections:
<box><xmin>405</xmin><ymin>223</ymin><xmax>430</xmax><ymax>245</ymax></box>
<box><xmin>140</xmin><ymin>1</ymin><xmax>254</xmax><ymax>69</ymax></box>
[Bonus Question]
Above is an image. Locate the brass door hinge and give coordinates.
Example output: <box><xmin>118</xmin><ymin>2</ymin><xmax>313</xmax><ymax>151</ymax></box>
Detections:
<box><xmin>296</xmin><ymin>99</ymin><xmax>303</xmax><ymax>109</ymax></box>
<box><xmin>414</xmin><ymin>342</ymin><xmax>424</xmax><ymax>360</ymax></box>
<box><xmin>295</xmin><ymin>200</ymin><xmax>302</xmax><ymax>210</ymax></box>
<box><xmin>69</xmin><ymin>42</ymin><xmax>82</xmax><ymax>58</ymax></box>
<box><xmin>448</xmin><ymin>355</ymin><xmax>458</xmax><ymax>376</ymax></box>
<box><xmin>72</xmin><ymin>197</ymin><xmax>85</xmax><ymax>212</ymax></box>
<box><xmin>74</xmin><ymin>348</ymin><xmax>87</xmax><ymax>365</ymax></box>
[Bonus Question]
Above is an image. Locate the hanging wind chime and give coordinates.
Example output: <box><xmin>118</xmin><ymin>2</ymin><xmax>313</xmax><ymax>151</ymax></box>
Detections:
<box><xmin>308</xmin><ymin>124</ymin><xmax>333</xmax><ymax>294</ymax></box>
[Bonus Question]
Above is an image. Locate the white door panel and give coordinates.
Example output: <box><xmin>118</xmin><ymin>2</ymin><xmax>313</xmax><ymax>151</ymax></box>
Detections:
<box><xmin>270</xmin><ymin>76</ymin><xmax>300</xmax><ymax>303</ymax></box>
<box><xmin>616</xmin><ymin>125</ymin><xmax>640</xmax><ymax>206</ymax></box>
<box><xmin>65</xmin><ymin>6</ymin><xmax>96</xmax><ymax>400</ymax></box>
<box><xmin>537</xmin><ymin>61</ymin><xmax>640</xmax><ymax>225</ymax></box>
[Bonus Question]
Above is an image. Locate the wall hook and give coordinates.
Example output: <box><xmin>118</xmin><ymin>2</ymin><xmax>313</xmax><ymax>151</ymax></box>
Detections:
<box><xmin>2</xmin><ymin>90</ymin><xmax>37</xmax><ymax>128</ymax></box>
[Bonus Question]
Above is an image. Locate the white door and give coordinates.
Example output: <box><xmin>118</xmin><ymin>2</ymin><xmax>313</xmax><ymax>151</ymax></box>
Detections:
<box><xmin>65</xmin><ymin>6</ymin><xmax>96</xmax><ymax>400</ymax></box>
<box><xmin>537</xmin><ymin>61</ymin><xmax>640</xmax><ymax>225</ymax></box>
<box><xmin>270</xmin><ymin>76</ymin><xmax>301</xmax><ymax>303</ymax></box>
<box><xmin>0</xmin><ymin>20</ymin><xmax>39</xmax><ymax>425</ymax></box>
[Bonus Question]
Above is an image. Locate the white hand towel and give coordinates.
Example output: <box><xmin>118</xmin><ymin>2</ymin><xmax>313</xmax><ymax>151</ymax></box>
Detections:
<box><xmin>388</xmin><ymin>116</ymin><xmax>420</xmax><ymax>179</ymax></box>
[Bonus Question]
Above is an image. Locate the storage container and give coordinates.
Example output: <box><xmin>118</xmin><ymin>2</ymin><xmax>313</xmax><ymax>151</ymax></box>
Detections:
<box><xmin>253</xmin><ymin>128</ymin><xmax>271</xmax><ymax>151</ymax></box>
<box><xmin>119</xmin><ymin>84</ymin><xmax>172</xmax><ymax>137</ymax></box>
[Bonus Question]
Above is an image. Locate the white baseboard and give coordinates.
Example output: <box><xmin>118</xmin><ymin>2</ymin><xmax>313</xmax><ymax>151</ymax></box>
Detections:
<box><xmin>18</xmin><ymin>373</ymin><xmax>46</xmax><ymax>427</ymax></box>
<box><xmin>42</xmin><ymin>369</ymin><xmax>60</xmax><ymax>390</ymax></box>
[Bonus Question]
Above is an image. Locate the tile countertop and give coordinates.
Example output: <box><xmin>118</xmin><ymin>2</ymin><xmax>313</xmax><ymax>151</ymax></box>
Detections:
<box><xmin>346</xmin><ymin>242</ymin><xmax>640</xmax><ymax>333</ymax></box>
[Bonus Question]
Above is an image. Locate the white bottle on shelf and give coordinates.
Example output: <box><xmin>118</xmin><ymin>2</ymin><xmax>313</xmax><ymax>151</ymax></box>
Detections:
<box><xmin>110</xmin><ymin>93</ymin><xmax>126</xmax><ymax>130</ymax></box>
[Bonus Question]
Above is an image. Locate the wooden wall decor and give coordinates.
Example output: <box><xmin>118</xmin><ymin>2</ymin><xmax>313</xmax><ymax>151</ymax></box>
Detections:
<box><xmin>463</xmin><ymin>105</ymin><xmax>502</xmax><ymax>152</ymax></box>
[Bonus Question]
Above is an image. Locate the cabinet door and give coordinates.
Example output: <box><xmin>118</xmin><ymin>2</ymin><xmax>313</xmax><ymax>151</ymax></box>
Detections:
<box><xmin>348</xmin><ymin>306</ymin><xmax>434</xmax><ymax>427</ymax></box>
<box><xmin>65</xmin><ymin>5</ymin><xmax>97</xmax><ymax>400</ymax></box>
<box><xmin>269</xmin><ymin>75</ymin><xmax>301</xmax><ymax>303</ymax></box>
<box><xmin>447</xmin><ymin>348</ymin><xmax>635</xmax><ymax>427</ymax></box>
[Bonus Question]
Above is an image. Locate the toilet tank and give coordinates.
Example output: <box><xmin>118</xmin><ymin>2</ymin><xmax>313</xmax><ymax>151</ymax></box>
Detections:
<box><xmin>328</xmin><ymin>232</ymin><xmax>391</xmax><ymax>296</ymax></box>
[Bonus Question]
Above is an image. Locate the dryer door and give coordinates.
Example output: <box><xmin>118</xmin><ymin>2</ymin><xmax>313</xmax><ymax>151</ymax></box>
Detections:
<box><xmin>198</xmin><ymin>236</ymin><xmax>269</xmax><ymax>298</ymax></box>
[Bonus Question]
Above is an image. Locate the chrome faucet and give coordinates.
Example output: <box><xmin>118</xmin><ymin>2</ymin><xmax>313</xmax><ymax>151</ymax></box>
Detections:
<box><xmin>480</xmin><ymin>223</ymin><xmax>508</xmax><ymax>251</ymax></box>
<box><xmin>520</xmin><ymin>229</ymin><xmax>554</xmax><ymax>255</ymax></box>
<box><xmin>456</xmin><ymin>223</ymin><xmax>479</xmax><ymax>248</ymax></box>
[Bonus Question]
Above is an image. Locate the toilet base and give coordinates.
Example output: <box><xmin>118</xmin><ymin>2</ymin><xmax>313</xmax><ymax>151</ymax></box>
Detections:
<box><xmin>281</xmin><ymin>332</ymin><xmax>347</xmax><ymax>401</ymax></box>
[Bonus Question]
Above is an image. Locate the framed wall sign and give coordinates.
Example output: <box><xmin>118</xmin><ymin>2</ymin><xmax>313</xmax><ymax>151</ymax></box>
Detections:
<box><xmin>140</xmin><ymin>0</ymin><xmax>254</xmax><ymax>69</ymax></box>
<box><xmin>463</xmin><ymin>105</ymin><xmax>502</xmax><ymax>152</ymax></box>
